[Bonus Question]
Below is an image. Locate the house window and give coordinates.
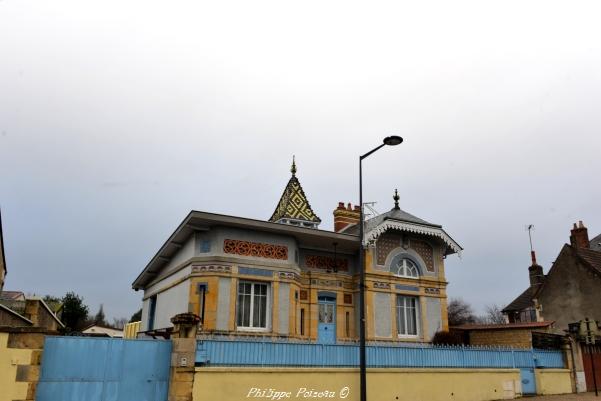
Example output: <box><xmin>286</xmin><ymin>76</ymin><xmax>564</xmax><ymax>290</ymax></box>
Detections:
<box><xmin>237</xmin><ymin>282</ymin><xmax>269</xmax><ymax>330</ymax></box>
<box><xmin>396</xmin><ymin>295</ymin><xmax>419</xmax><ymax>337</ymax></box>
<box><xmin>148</xmin><ymin>295</ymin><xmax>157</xmax><ymax>331</ymax></box>
<box><xmin>392</xmin><ymin>258</ymin><xmax>419</xmax><ymax>278</ymax></box>
<box><xmin>197</xmin><ymin>283</ymin><xmax>207</xmax><ymax>325</ymax></box>
<box><xmin>199</xmin><ymin>240</ymin><xmax>211</xmax><ymax>253</ymax></box>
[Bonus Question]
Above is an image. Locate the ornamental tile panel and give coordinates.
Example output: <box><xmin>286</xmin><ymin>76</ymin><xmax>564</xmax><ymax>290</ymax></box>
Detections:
<box><xmin>376</xmin><ymin>233</ymin><xmax>402</xmax><ymax>265</ymax></box>
<box><xmin>410</xmin><ymin>240</ymin><xmax>434</xmax><ymax>272</ymax></box>
<box><xmin>223</xmin><ymin>239</ymin><xmax>288</xmax><ymax>260</ymax></box>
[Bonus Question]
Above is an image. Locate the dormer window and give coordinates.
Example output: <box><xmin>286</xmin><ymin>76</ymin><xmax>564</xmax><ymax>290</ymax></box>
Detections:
<box><xmin>392</xmin><ymin>258</ymin><xmax>419</xmax><ymax>278</ymax></box>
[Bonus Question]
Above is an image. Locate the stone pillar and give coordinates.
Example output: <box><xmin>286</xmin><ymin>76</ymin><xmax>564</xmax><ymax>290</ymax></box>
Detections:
<box><xmin>168</xmin><ymin>313</ymin><xmax>200</xmax><ymax>401</ymax></box>
<box><xmin>565</xmin><ymin>336</ymin><xmax>587</xmax><ymax>393</ymax></box>
<box><xmin>2</xmin><ymin>328</ymin><xmax>49</xmax><ymax>401</ymax></box>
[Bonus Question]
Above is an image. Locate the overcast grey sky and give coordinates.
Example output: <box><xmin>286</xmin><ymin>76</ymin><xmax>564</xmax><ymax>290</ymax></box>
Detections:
<box><xmin>1</xmin><ymin>0</ymin><xmax>600</xmax><ymax>320</ymax></box>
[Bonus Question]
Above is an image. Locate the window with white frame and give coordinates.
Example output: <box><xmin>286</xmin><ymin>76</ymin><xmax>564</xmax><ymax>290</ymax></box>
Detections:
<box><xmin>391</xmin><ymin>258</ymin><xmax>419</xmax><ymax>278</ymax></box>
<box><xmin>237</xmin><ymin>281</ymin><xmax>269</xmax><ymax>330</ymax></box>
<box><xmin>396</xmin><ymin>295</ymin><xmax>419</xmax><ymax>336</ymax></box>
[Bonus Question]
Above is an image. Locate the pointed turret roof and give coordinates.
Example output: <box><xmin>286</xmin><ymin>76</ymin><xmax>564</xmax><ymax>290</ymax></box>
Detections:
<box><xmin>269</xmin><ymin>157</ymin><xmax>321</xmax><ymax>228</ymax></box>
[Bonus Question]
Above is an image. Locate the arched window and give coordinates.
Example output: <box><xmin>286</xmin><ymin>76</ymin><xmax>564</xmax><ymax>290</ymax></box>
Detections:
<box><xmin>392</xmin><ymin>258</ymin><xmax>419</xmax><ymax>278</ymax></box>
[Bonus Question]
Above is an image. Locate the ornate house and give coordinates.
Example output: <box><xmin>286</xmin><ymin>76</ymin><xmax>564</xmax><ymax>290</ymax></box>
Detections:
<box><xmin>132</xmin><ymin>161</ymin><xmax>462</xmax><ymax>343</ymax></box>
<box><xmin>503</xmin><ymin>221</ymin><xmax>601</xmax><ymax>332</ymax></box>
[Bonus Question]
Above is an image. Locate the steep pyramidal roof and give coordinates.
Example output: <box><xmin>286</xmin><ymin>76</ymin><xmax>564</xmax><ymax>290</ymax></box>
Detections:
<box><xmin>269</xmin><ymin>157</ymin><xmax>321</xmax><ymax>228</ymax></box>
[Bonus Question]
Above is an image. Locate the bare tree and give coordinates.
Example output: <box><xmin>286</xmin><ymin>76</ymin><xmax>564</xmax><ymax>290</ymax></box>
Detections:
<box><xmin>112</xmin><ymin>317</ymin><xmax>129</xmax><ymax>330</ymax></box>
<box><xmin>447</xmin><ymin>298</ymin><xmax>477</xmax><ymax>326</ymax></box>
<box><xmin>480</xmin><ymin>304</ymin><xmax>506</xmax><ymax>324</ymax></box>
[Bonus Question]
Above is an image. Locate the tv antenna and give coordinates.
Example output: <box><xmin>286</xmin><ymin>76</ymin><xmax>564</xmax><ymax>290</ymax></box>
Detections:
<box><xmin>363</xmin><ymin>202</ymin><xmax>379</xmax><ymax>220</ymax></box>
<box><xmin>525</xmin><ymin>224</ymin><xmax>535</xmax><ymax>252</ymax></box>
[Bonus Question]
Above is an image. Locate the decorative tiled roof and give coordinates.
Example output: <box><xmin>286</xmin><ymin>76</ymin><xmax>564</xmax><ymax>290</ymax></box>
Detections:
<box><xmin>269</xmin><ymin>158</ymin><xmax>321</xmax><ymax>226</ymax></box>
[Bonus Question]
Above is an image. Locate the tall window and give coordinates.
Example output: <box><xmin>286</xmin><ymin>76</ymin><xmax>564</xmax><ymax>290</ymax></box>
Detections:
<box><xmin>396</xmin><ymin>295</ymin><xmax>419</xmax><ymax>336</ymax></box>
<box><xmin>148</xmin><ymin>295</ymin><xmax>157</xmax><ymax>331</ymax></box>
<box><xmin>237</xmin><ymin>282</ymin><xmax>269</xmax><ymax>330</ymax></box>
<box><xmin>197</xmin><ymin>283</ymin><xmax>207</xmax><ymax>325</ymax></box>
<box><xmin>392</xmin><ymin>258</ymin><xmax>419</xmax><ymax>278</ymax></box>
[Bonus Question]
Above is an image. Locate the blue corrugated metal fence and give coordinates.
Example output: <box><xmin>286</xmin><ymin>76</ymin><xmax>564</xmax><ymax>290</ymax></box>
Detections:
<box><xmin>37</xmin><ymin>336</ymin><xmax>172</xmax><ymax>401</ymax></box>
<box><xmin>196</xmin><ymin>339</ymin><xmax>564</xmax><ymax>369</ymax></box>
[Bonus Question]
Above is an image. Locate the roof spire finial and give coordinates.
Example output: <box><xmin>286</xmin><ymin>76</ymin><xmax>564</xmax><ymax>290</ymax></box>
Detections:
<box><xmin>393</xmin><ymin>189</ymin><xmax>400</xmax><ymax>210</ymax></box>
<box><xmin>291</xmin><ymin>155</ymin><xmax>297</xmax><ymax>176</ymax></box>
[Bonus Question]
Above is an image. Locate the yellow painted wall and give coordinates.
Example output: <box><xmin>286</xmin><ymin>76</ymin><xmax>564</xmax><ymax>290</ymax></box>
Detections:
<box><xmin>193</xmin><ymin>367</ymin><xmax>522</xmax><ymax>401</ymax></box>
<box><xmin>535</xmin><ymin>369</ymin><xmax>572</xmax><ymax>395</ymax></box>
<box><xmin>0</xmin><ymin>332</ymin><xmax>33</xmax><ymax>401</ymax></box>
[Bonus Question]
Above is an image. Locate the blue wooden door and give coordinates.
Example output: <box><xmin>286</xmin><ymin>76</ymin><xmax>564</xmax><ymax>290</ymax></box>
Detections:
<box><xmin>520</xmin><ymin>368</ymin><xmax>536</xmax><ymax>395</ymax></box>
<box><xmin>37</xmin><ymin>336</ymin><xmax>171</xmax><ymax>401</ymax></box>
<box><xmin>318</xmin><ymin>295</ymin><xmax>336</xmax><ymax>344</ymax></box>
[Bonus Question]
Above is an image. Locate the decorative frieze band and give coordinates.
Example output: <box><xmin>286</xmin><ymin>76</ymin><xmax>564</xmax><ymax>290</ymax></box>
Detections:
<box><xmin>192</xmin><ymin>264</ymin><xmax>232</xmax><ymax>273</ymax></box>
<box><xmin>425</xmin><ymin>287</ymin><xmax>441</xmax><ymax>295</ymax></box>
<box><xmin>278</xmin><ymin>272</ymin><xmax>300</xmax><ymax>281</ymax></box>
<box><xmin>309</xmin><ymin>279</ymin><xmax>353</xmax><ymax>289</ymax></box>
<box><xmin>373</xmin><ymin>282</ymin><xmax>391</xmax><ymax>289</ymax></box>
<box><xmin>305</xmin><ymin>255</ymin><xmax>349</xmax><ymax>271</ymax></box>
<box><xmin>223</xmin><ymin>239</ymin><xmax>288</xmax><ymax>260</ymax></box>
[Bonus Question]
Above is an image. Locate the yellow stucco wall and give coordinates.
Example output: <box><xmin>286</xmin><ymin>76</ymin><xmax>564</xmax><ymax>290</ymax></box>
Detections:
<box><xmin>0</xmin><ymin>332</ymin><xmax>33</xmax><ymax>401</ymax></box>
<box><xmin>535</xmin><ymin>369</ymin><xmax>572</xmax><ymax>395</ymax></box>
<box><xmin>193</xmin><ymin>367</ymin><xmax>522</xmax><ymax>401</ymax></box>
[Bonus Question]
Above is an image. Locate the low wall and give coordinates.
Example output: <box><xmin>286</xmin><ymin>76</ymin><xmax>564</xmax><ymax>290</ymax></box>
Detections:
<box><xmin>535</xmin><ymin>369</ymin><xmax>572</xmax><ymax>395</ymax></box>
<box><xmin>193</xmin><ymin>367</ymin><xmax>522</xmax><ymax>401</ymax></box>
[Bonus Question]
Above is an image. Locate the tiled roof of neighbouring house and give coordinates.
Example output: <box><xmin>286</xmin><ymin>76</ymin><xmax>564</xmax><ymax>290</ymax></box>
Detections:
<box><xmin>590</xmin><ymin>233</ymin><xmax>601</xmax><ymax>252</ymax></box>
<box><xmin>502</xmin><ymin>286</ymin><xmax>538</xmax><ymax>313</ymax></box>
<box><xmin>575</xmin><ymin>246</ymin><xmax>601</xmax><ymax>275</ymax></box>
<box><xmin>0</xmin><ymin>290</ymin><xmax>25</xmax><ymax>301</ymax></box>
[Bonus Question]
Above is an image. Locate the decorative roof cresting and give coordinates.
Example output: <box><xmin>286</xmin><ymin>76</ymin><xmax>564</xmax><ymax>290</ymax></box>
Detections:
<box><xmin>363</xmin><ymin>189</ymin><xmax>462</xmax><ymax>256</ymax></box>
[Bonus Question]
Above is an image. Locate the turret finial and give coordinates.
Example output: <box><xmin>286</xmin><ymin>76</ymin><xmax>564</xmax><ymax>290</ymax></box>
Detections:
<box><xmin>393</xmin><ymin>189</ymin><xmax>400</xmax><ymax>209</ymax></box>
<box><xmin>291</xmin><ymin>155</ymin><xmax>297</xmax><ymax>176</ymax></box>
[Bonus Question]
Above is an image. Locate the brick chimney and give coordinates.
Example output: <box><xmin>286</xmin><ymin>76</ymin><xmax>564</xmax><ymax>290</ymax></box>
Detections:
<box><xmin>528</xmin><ymin>251</ymin><xmax>544</xmax><ymax>289</ymax></box>
<box><xmin>569</xmin><ymin>221</ymin><xmax>589</xmax><ymax>249</ymax></box>
<box><xmin>333</xmin><ymin>202</ymin><xmax>360</xmax><ymax>232</ymax></box>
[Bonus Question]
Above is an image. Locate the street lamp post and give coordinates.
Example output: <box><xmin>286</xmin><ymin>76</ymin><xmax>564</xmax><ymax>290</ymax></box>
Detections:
<box><xmin>358</xmin><ymin>135</ymin><xmax>403</xmax><ymax>401</ymax></box>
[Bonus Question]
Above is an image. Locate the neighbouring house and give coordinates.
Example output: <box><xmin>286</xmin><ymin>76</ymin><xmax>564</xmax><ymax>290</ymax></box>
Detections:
<box><xmin>0</xmin><ymin>293</ymin><xmax>65</xmax><ymax>331</ymax></box>
<box><xmin>0</xmin><ymin>214</ymin><xmax>65</xmax><ymax>332</ymax></box>
<box><xmin>503</xmin><ymin>221</ymin><xmax>601</xmax><ymax>392</ymax></box>
<box><xmin>132</xmin><ymin>160</ymin><xmax>462</xmax><ymax>343</ymax></box>
<box><xmin>503</xmin><ymin>221</ymin><xmax>601</xmax><ymax>332</ymax></box>
<box><xmin>82</xmin><ymin>323</ymin><xmax>124</xmax><ymax>337</ymax></box>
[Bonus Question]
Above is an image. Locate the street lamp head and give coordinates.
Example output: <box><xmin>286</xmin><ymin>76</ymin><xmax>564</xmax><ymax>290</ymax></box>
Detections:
<box><xmin>383</xmin><ymin>135</ymin><xmax>403</xmax><ymax>146</ymax></box>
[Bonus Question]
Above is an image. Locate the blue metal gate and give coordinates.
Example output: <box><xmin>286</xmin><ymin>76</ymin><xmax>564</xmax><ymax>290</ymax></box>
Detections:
<box><xmin>520</xmin><ymin>368</ymin><xmax>536</xmax><ymax>394</ymax></box>
<box><xmin>37</xmin><ymin>336</ymin><xmax>171</xmax><ymax>401</ymax></box>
